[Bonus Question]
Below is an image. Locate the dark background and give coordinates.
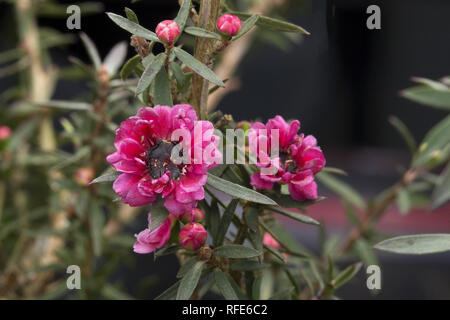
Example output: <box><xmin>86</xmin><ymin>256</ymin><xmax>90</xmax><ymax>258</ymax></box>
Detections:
<box><xmin>1</xmin><ymin>0</ymin><xmax>449</xmax><ymax>299</ymax></box>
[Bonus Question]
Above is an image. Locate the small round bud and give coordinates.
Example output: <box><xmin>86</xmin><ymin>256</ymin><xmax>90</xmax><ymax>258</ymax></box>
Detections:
<box><xmin>0</xmin><ymin>126</ymin><xmax>11</xmax><ymax>141</ymax></box>
<box><xmin>74</xmin><ymin>167</ymin><xmax>95</xmax><ymax>186</ymax></box>
<box><xmin>156</xmin><ymin>20</ymin><xmax>180</xmax><ymax>44</ymax></box>
<box><xmin>263</xmin><ymin>233</ymin><xmax>280</xmax><ymax>250</ymax></box>
<box><xmin>179</xmin><ymin>222</ymin><xmax>207</xmax><ymax>250</ymax></box>
<box><xmin>216</xmin><ymin>14</ymin><xmax>242</xmax><ymax>36</ymax></box>
<box><xmin>181</xmin><ymin>208</ymin><xmax>205</xmax><ymax>224</ymax></box>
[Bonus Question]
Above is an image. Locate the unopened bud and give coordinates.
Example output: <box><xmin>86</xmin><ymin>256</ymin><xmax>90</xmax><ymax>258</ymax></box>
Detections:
<box><xmin>0</xmin><ymin>126</ymin><xmax>11</xmax><ymax>141</ymax></box>
<box><xmin>179</xmin><ymin>222</ymin><xmax>207</xmax><ymax>250</ymax></box>
<box><xmin>181</xmin><ymin>208</ymin><xmax>205</xmax><ymax>224</ymax></box>
<box><xmin>74</xmin><ymin>167</ymin><xmax>95</xmax><ymax>186</ymax></box>
<box><xmin>216</xmin><ymin>14</ymin><xmax>242</xmax><ymax>36</ymax></box>
<box><xmin>156</xmin><ymin>20</ymin><xmax>180</xmax><ymax>44</ymax></box>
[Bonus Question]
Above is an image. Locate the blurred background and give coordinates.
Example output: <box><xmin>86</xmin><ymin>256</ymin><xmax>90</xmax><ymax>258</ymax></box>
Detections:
<box><xmin>0</xmin><ymin>0</ymin><xmax>449</xmax><ymax>299</ymax></box>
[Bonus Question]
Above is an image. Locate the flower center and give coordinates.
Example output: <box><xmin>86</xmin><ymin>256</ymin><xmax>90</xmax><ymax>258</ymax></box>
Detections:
<box><xmin>146</xmin><ymin>140</ymin><xmax>183</xmax><ymax>180</ymax></box>
<box><xmin>280</xmin><ymin>151</ymin><xmax>297</xmax><ymax>174</ymax></box>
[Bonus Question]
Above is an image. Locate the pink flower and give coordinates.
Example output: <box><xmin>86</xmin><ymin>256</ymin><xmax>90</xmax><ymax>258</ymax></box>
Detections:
<box><xmin>263</xmin><ymin>233</ymin><xmax>280</xmax><ymax>250</ymax></box>
<box><xmin>216</xmin><ymin>14</ymin><xmax>242</xmax><ymax>36</ymax></box>
<box><xmin>107</xmin><ymin>105</ymin><xmax>221</xmax><ymax>216</ymax></box>
<box><xmin>248</xmin><ymin>115</ymin><xmax>325</xmax><ymax>201</ymax></box>
<box><xmin>181</xmin><ymin>208</ymin><xmax>205</xmax><ymax>224</ymax></box>
<box><xmin>179</xmin><ymin>222</ymin><xmax>207</xmax><ymax>250</ymax></box>
<box><xmin>133</xmin><ymin>213</ymin><xmax>176</xmax><ymax>254</ymax></box>
<box><xmin>0</xmin><ymin>126</ymin><xmax>11</xmax><ymax>141</ymax></box>
<box><xmin>156</xmin><ymin>20</ymin><xmax>180</xmax><ymax>43</ymax></box>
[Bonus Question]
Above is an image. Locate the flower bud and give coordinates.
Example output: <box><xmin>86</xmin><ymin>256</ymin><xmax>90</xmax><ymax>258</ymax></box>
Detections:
<box><xmin>179</xmin><ymin>222</ymin><xmax>207</xmax><ymax>250</ymax></box>
<box><xmin>181</xmin><ymin>208</ymin><xmax>205</xmax><ymax>224</ymax></box>
<box><xmin>74</xmin><ymin>167</ymin><xmax>95</xmax><ymax>186</ymax></box>
<box><xmin>156</xmin><ymin>20</ymin><xmax>180</xmax><ymax>44</ymax></box>
<box><xmin>216</xmin><ymin>14</ymin><xmax>242</xmax><ymax>36</ymax></box>
<box><xmin>263</xmin><ymin>233</ymin><xmax>280</xmax><ymax>250</ymax></box>
<box><xmin>0</xmin><ymin>126</ymin><xmax>11</xmax><ymax>141</ymax></box>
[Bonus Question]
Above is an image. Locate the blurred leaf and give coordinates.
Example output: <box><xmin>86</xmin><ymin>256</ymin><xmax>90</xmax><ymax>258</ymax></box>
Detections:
<box><xmin>80</xmin><ymin>32</ymin><xmax>101</xmax><ymax>70</ymax></box>
<box><xmin>214</xmin><ymin>199</ymin><xmax>239</xmax><ymax>246</ymax></box>
<box><xmin>233</xmin><ymin>14</ymin><xmax>259</xmax><ymax>40</ymax></box>
<box><xmin>175</xmin><ymin>0</ymin><xmax>192</xmax><ymax>31</ymax></box>
<box><xmin>230</xmin><ymin>260</ymin><xmax>267</xmax><ymax>271</ymax></box>
<box><xmin>269</xmin><ymin>206</ymin><xmax>320</xmax><ymax>226</ymax></box>
<box><xmin>244</xmin><ymin>206</ymin><xmax>259</xmax><ymax>232</ymax></box>
<box><xmin>354</xmin><ymin>239</ymin><xmax>378</xmax><ymax>267</ymax></box>
<box><xmin>316</xmin><ymin>172</ymin><xmax>366</xmax><ymax>209</ymax></box>
<box><xmin>176</xmin><ymin>260</ymin><xmax>206</xmax><ymax>300</ymax></box>
<box><xmin>104</xmin><ymin>41</ymin><xmax>128</xmax><ymax>76</ymax></box>
<box><xmin>89</xmin><ymin>201</ymin><xmax>104</xmax><ymax>257</ymax></box>
<box><xmin>207</xmin><ymin>173</ymin><xmax>277</xmax><ymax>205</ymax></box>
<box><xmin>149</xmin><ymin>204</ymin><xmax>169</xmax><ymax>232</ymax></box>
<box><xmin>270</xmin><ymin>287</ymin><xmax>295</xmax><ymax>300</ymax></box>
<box><xmin>38</xmin><ymin>2</ymin><xmax>103</xmax><ymax>17</ymax></box>
<box><xmin>215</xmin><ymin>244</ymin><xmax>261</xmax><ymax>258</ymax></box>
<box><xmin>263</xmin><ymin>244</ymin><xmax>285</xmax><ymax>263</ymax></box>
<box><xmin>269</xmin><ymin>194</ymin><xmax>325</xmax><ymax>210</ymax></box>
<box><xmin>230</xmin><ymin>12</ymin><xmax>310</xmax><ymax>34</ymax></box>
<box><xmin>124</xmin><ymin>7</ymin><xmax>139</xmax><ymax>24</ymax></box>
<box><xmin>374</xmin><ymin>234</ymin><xmax>450</xmax><ymax>255</ymax></box>
<box><xmin>33</xmin><ymin>100</ymin><xmax>92</xmax><ymax>111</ymax></box>
<box><xmin>413</xmin><ymin>115</ymin><xmax>450</xmax><ymax>168</ymax></box>
<box><xmin>90</xmin><ymin>172</ymin><xmax>119</xmax><ymax>184</ymax></box>
<box><xmin>401</xmin><ymin>85</ymin><xmax>450</xmax><ymax>110</ymax></box>
<box><xmin>411</xmin><ymin>77</ymin><xmax>448</xmax><ymax>90</ymax></box>
<box><xmin>322</xmin><ymin>167</ymin><xmax>348</xmax><ymax>176</ymax></box>
<box><xmin>136</xmin><ymin>53</ymin><xmax>165</xmax><ymax>95</ymax></box>
<box><xmin>184</xmin><ymin>26</ymin><xmax>221</xmax><ymax>40</ymax></box>
<box><xmin>106</xmin><ymin>12</ymin><xmax>159</xmax><ymax>42</ymax></box>
<box><xmin>397</xmin><ymin>189</ymin><xmax>411</xmax><ymax>214</ymax></box>
<box><xmin>259</xmin><ymin>268</ymin><xmax>274</xmax><ymax>300</ymax></box>
<box><xmin>173</xmin><ymin>47</ymin><xmax>224</xmax><ymax>87</ymax></box>
<box><xmin>153</xmin><ymin>68</ymin><xmax>173</xmax><ymax>106</ymax></box>
<box><xmin>214</xmin><ymin>270</ymin><xmax>239</xmax><ymax>300</ymax></box>
<box><xmin>260</xmin><ymin>222</ymin><xmax>310</xmax><ymax>258</ymax></box>
<box><xmin>389</xmin><ymin>116</ymin><xmax>417</xmax><ymax>154</ymax></box>
<box><xmin>50</xmin><ymin>146</ymin><xmax>90</xmax><ymax>171</ymax></box>
<box><xmin>170</xmin><ymin>62</ymin><xmax>185</xmax><ymax>88</ymax></box>
<box><xmin>431</xmin><ymin>162</ymin><xmax>450</xmax><ymax>210</ymax></box>
<box><xmin>333</xmin><ymin>262</ymin><xmax>362</xmax><ymax>290</ymax></box>
<box><xmin>155</xmin><ymin>280</ymin><xmax>181</xmax><ymax>300</ymax></box>
<box><xmin>177</xmin><ymin>257</ymin><xmax>198</xmax><ymax>278</ymax></box>
<box><xmin>101</xmin><ymin>284</ymin><xmax>134</xmax><ymax>300</ymax></box>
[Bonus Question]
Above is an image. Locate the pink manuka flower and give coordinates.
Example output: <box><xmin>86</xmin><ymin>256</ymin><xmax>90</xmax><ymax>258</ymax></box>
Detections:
<box><xmin>248</xmin><ymin>115</ymin><xmax>325</xmax><ymax>201</ymax></box>
<box><xmin>156</xmin><ymin>20</ymin><xmax>180</xmax><ymax>44</ymax></box>
<box><xmin>179</xmin><ymin>222</ymin><xmax>207</xmax><ymax>250</ymax></box>
<box><xmin>107</xmin><ymin>104</ymin><xmax>221</xmax><ymax>216</ymax></box>
<box><xmin>133</xmin><ymin>213</ymin><xmax>176</xmax><ymax>254</ymax></box>
<box><xmin>216</xmin><ymin>14</ymin><xmax>242</xmax><ymax>36</ymax></box>
<box><xmin>263</xmin><ymin>233</ymin><xmax>280</xmax><ymax>250</ymax></box>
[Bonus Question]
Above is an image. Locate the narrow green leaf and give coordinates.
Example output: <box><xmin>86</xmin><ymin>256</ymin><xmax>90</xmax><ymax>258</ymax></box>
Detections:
<box><xmin>120</xmin><ymin>55</ymin><xmax>141</xmax><ymax>80</ymax></box>
<box><xmin>230</xmin><ymin>12</ymin><xmax>310</xmax><ymax>34</ymax></box>
<box><xmin>207</xmin><ymin>173</ymin><xmax>277</xmax><ymax>205</ymax></box>
<box><xmin>230</xmin><ymin>260</ymin><xmax>267</xmax><ymax>271</ymax></box>
<box><xmin>185</xmin><ymin>26</ymin><xmax>221</xmax><ymax>40</ymax></box>
<box><xmin>263</xmin><ymin>244</ymin><xmax>285</xmax><ymax>263</ymax></box>
<box><xmin>136</xmin><ymin>53</ymin><xmax>165</xmax><ymax>95</ymax></box>
<box><xmin>215</xmin><ymin>199</ymin><xmax>239</xmax><ymax>246</ymax></box>
<box><xmin>401</xmin><ymin>85</ymin><xmax>450</xmax><ymax>110</ymax></box>
<box><xmin>124</xmin><ymin>7</ymin><xmax>139</xmax><ymax>24</ymax></box>
<box><xmin>431</xmin><ymin>162</ymin><xmax>450</xmax><ymax>210</ymax></box>
<box><xmin>260</xmin><ymin>222</ymin><xmax>310</xmax><ymax>258</ymax></box>
<box><xmin>316</xmin><ymin>172</ymin><xmax>366</xmax><ymax>209</ymax></box>
<box><xmin>374</xmin><ymin>234</ymin><xmax>450</xmax><ymax>255</ymax></box>
<box><xmin>322</xmin><ymin>167</ymin><xmax>348</xmax><ymax>176</ymax></box>
<box><xmin>244</xmin><ymin>206</ymin><xmax>259</xmax><ymax>232</ymax></box>
<box><xmin>33</xmin><ymin>100</ymin><xmax>92</xmax><ymax>111</ymax></box>
<box><xmin>269</xmin><ymin>206</ymin><xmax>320</xmax><ymax>226</ymax></box>
<box><xmin>354</xmin><ymin>239</ymin><xmax>378</xmax><ymax>267</ymax></box>
<box><xmin>173</xmin><ymin>47</ymin><xmax>224</xmax><ymax>87</ymax></box>
<box><xmin>149</xmin><ymin>204</ymin><xmax>169</xmax><ymax>232</ymax></box>
<box><xmin>215</xmin><ymin>244</ymin><xmax>261</xmax><ymax>259</ymax></box>
<box><xmin>333</xmin><ymin>262</ymin><xmax>362</xmax><ymax>290</ymax></box>
<box><xmin>89</xmin><ymin>172</ymin><xmax>119</xmax><ymax>184</ymax></box>
<box><xmin>397</xmin><ymin>189</ymin><xmax>411</xmax><ymax>214</ymax></box>
<box><xmin>214</xmin><ymin>270</ymin><xmax>239</xmax><ymax>300</ymax></box>
<box><xmin>106</xmin><ymin>12</ymin><xmax>159</xmax><ymax>42</ymax></box>
<box><xmin>233</xmin><ymin>14</ymin><xmax>259</xmax><ymax>40</ymax></box>
<box><xmin>89</xmin><ymin>201</ymin><xmax>104</xmax><ymax>257</ymax></box>
<box><xmin>177</xmin><ymin>257</ymin><xmax>198</xmax><ymax>278</ymax></box>
<box><xmin>101</xmin><ymin>284</ymin><xmax>134</xmax><ymax>300</ymax></box>
<box><xmin>270</xmin><ymin>194</ymin><xmax>325</xmax><ymax>210</ymax></box>
<box><xmin>175</xmin><ymin>0</ymin><xmax>192</xmax><ymax>31</ymax></box>
<box><xmin>103</xmin><ymin>41</ymin><xmax>128</xmax><ymax>76</ymax></box>
<box><xmin>389</xmin><ymin>116</ymin><xmax>417</xmax><ymax>154</ymax></box>
<box><xmin>153</xmin><ymin>67</ymin><xmax>173</xmax><ymax>106</ymax></box>
<box><xmin>155</xmin><ymin>280</ymin><xmax>181</xmax><ymax>300</ymax></box>
<box><xmin>176</xmin><ymin>261</ymin><xmax>206</xmax><ymax>300</ymax></box>
<box><xmin>170</xmin><ymin>62</ymin><xmax>185</xmax><ymax>88</ymax></box>
<box><xmin>80</xmin><ymin>32</ymin><xmax>101</xmax><ymax>70</ymax></box>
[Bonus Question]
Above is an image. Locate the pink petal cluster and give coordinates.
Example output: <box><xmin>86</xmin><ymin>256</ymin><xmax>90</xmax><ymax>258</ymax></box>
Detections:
<box><xmin>155</xmin><ymin>20</ymin><xmax>180</xmax><ymax>43</ymax></box>
<box><xmin>181</xmin><ymin>208</ymin><xmax>205</xmax><ymax>224</ymax></box>
<box><xmin>0</xmin><ymin>126</ymin><xmax>11</xmax><ymax>141</ymax></box>
<box><xmin>134</xmin><ymin>213</ymin><xmax>176</xmax><ymax>254</ymax></box>
<box><xmin>107</xmin><ymin>105</ymin><xmax>221</xmax><ymax>216</ymax></box>
<box><xmin>179</xmin><ymin>222</ymin><xmax>207</xmax><ymax>250</ymax></box>
<box><xmin>249</xmin><ymin>116</ymin><xmax>325</xmax><ymax>201</ymax></box>
<box><xmin>216</xmin><ymin>14</ymin><xmax>242</xmax><ymax>36</ymax></box>
<box><xmin>263</xmin><ymin>233</ymin><xmax>280</xmax><ymax>250</ymax></box>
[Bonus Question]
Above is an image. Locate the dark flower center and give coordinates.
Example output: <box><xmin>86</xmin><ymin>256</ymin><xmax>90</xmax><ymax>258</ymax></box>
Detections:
<box><xmin>280</xmin><ymin>151</ymin><xmax>297</xmax><ymax>174</ymax></box>
<box><xmin>146</xmin><ymin>140</ymin><xmax>183</xmax><ymax>180</ymax></box>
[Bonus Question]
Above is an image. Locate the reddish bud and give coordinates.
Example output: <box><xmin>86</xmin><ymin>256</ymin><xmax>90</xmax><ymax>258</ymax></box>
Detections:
<box><xmin>179</xmin><ymin>222</ymin><xmax>207</xmax><ymax>250</ymax></box>
<box><xmin>74</xmin><ymin>167</ymin><xmax>95</xmax><ymax>186</ymax></box>
<box><xmin>0</xmin><ymin>126</ymin><xmax>11</xmax><ymax>141</ymax></box>
<box><xmin>181</xmin><ymin>208</ymin><xmax>205</xmax><ymax>224</ymax></box>
<box><xmin>156</xmin><ymin>20</ymin><xmax>180</xmax><ymax>44</ymax></box>
<box><xmin>216</xmin><ymin>14</ymin><xmax>242</xmax><ymax>36</ymax></box>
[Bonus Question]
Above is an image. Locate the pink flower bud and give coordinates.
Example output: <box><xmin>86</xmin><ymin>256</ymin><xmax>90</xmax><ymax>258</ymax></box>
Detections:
<box><xmin>0</xmin><ymin>126</ymin><xmax>11</xmax><ymax>141</ymax></box>
<box><xmin>179</xmin><ymin>222</ymin><xmax>207</xmax><ymax>250</ymax></box>
<box><xmin>216</xmin><ymin>14</ymin><xmax>242</xmax><ymax>36</ymax></box>
<box><xmin>74</xmin><ymin>167</ymin><xmax>95</xmax><ymax>186</ymax></box>
<box><xmin>181</xmin><ymin>208</ymin><xmax>205</xmax><ymax>224</ymax></box>
<box><xmin>263</xmin><ymin>233</ymin><xmax>280</xmax><ymax>250</ymax></box>
<box><xmin>156</xmin><ymin>20</ymin><xmax>180</xmax><ymax>44</ymax></box>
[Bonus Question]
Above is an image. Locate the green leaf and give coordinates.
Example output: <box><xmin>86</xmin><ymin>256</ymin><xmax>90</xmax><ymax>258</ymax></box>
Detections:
<box><xmin>153</xmin><ymin>67</ymin><xmax>173</xmax><ymax>106</ymax></box>
<box><xmin>80</xmin><ymin>32</ymin><xmax>101</xmax><ymax>70</ymax></box>
<box><xmin>184</xmin><ymin>26</ymin><xmax>221</xmax><ymax>40</ymax></box>
<box><xmin>124</xmin><ymin>7</ymin><xmax>139</xmax><ymax>24</ymax></box>
<box><xmin>101</xmin><ymin>284</ymin><xmax>134</xmax><ymax>300</ymax></box>
<box><xmin>215</xmin><ymin>244</ymin><xmax>261</xmax><ymax>259</ymax></box>
<box><xmin>89</xmin><ymin>172</ymin><xmax>119</xmax><ymax>184</ymax></box>
<box><xmin>120</xmin><ymin>55</ymin><xmax>141</xmax><ymax>80</ymax></box>
<box><xmin>106</xmin><ymin>12</ymin><xmax>159</xmax><ymax>42</ymax></box>
<box><xmin>333</xmin><ymin>262</ymin><xmax>362</xmax><ymax>290</ymax></box>
<box><xmin>316</xmin><ymin>172</ymin><xmax>366</xmax><ymax>209</ymax></box>
<box><xmin>149</xmin><ymin>204</ymin><xmax>169</xmax><ymax>232</ymax></box>
<box><xmin>207</xmin><ymin>173</ymin><xmax>277</xmax><ymax>205</ymax></box>
<box><xmin>177</xmin><ymin>257</ymin><xmax>198</xmax><ymax>278</ymax></box>
<box><xmin>136</xmin><ymin>53</ymin><xmax>165</xmax><ymax>95</ymax></box>
<box><xmin>374</xmin><ymin>234</ymin><xmax>450</xmax><ymax>255</ymax></box>
<box><xmin>170</xmin><ymin>62</ymin><xmax>185</xmax><ymax>88</ymax></box>
<box><xmin>230</xmin><ymin>260</ymin><xmax>267</xmax><ymax>271</ymax></box>
<box><xmin>263</xmin><ymin>244</ymin><xmax>285</xmax><ymax>263</ymax></box>
<box><xmin>175</xmin><ymin>0</ymin><xmax>192</xmax><ymax>31</ymax></box>
<box><xmin>103</xmin><ymin>41</ymin><xmax>128</xmax><ymax>76</ymax></box>
<box><xmin>322</xmin><ymin>167</ymin><xmax>348</xmax><ymax>176</ymax></box>
<box><xmin>269</xmin><ymin>206</ymin><xmax>320</xmax><ymax>226</ymax></box>
<box><xmin>270</xmin><ymin>194</ymin><xmax>325</xmax><ymax>210</ymax></box>
<box><xmin>389</xmin><ymin>116</ymin><xmax>417</xmax><ymax>154</ymax></box>
<box><xmin>260</xmin><ymin>222</ymin><xmax>310</xmax><ymax>258</ymax></box>
<box><xmin>233</xmin><ymin>14</ymin><xmax>259</xmax><ymax>40</ymax></box>
<box><xmin>431</xmin><ymin>162</ymin><xmax>450</xmax><ymax>210</ymax></box>
<box><xmin>89</xmin><ymin>201</ymin><xmax>104</xmax><ymax>257</ymax></box>
<box><xmin>214</xmin><ymin>199</ymin><xmax>239</xmax><ymax>246</ymax></box>
<box><xmin>173</xmin><ymin>47</ymin><xmax>224</xmax><ymax>87</ymax></box>
<box><xmin>230</xmin><ymin>12</ymin><xmax>310</xmax><ymax>34</ymax></box>
<box><xmin>155</xmin><ymin>280</ymin><xmax>181</xmax><ymax>300</ymax></box>
<box><xmin>33</xmin><ymin>100</ymin><xmax>92</xmax><ymax>111</ymax></box>
<box><xmin>402</xmin><ymin>85</ymin><xmax>450</xmax><ymax>110</ymax></box>
<box><xmin>214</xmin><ymin>270</ymin><xmax>239</xmax><ymax>300</ymax></box>
<box><xmin>354</xmin><ymin>239</ymin><xmax>378</xmax><ymax>267</ymax></box>
<box><xmin>397</xmin><ymin>189</ymin><xmax>411</xmax><ymax>214</ymax></box>
<box><xmin>244</xmin><ymin>206</ymin><xmax>259</xmax><ymax>232</ymax></box>
<box><xmin>176</xmin><ymin>260</ymin><xmax>206</xmax><ymax>300</ymax></box>
<box><xmin>413</xmin><ymin>115</ymin><xmax>450</xmax><ymax>168</ymax></box>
